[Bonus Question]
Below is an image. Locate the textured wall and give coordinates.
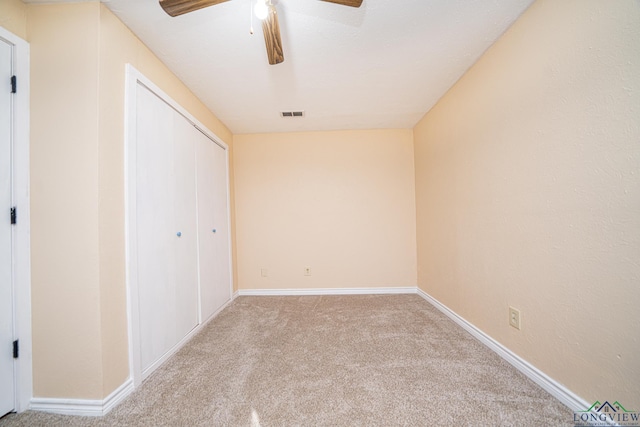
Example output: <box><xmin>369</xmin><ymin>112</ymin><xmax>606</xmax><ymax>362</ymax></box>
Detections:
<box><xmin>414</xmin><ymin>0</ymin><xmax>640</xmax><ymax>408</ymax></box>
<box><xmin>235</xmin><ymin>130</ymin><xmax>417</xmax><ymax>291</ymax></box>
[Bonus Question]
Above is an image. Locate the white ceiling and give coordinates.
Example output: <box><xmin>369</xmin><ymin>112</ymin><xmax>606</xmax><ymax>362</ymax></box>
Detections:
<box><xmin>26</xmin><ymin>0</ymin><xmax>535</xmax><ymax>134</ymax></box>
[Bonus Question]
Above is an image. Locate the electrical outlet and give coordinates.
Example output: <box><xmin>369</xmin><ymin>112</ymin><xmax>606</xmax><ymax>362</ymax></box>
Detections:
<box><xmin>304</xmin><ymin>267</ymin><xmax>311</xmax><ymax>276</ymax></box>
<box><xmin>509</xmin><ymin>306</ymin><xmax>521</xmax><ymax>330</ymax></box>
<box><xmin>260</xmin><ymin>268</ymin><xmax>269</xmax><ymax>278</ymax></box>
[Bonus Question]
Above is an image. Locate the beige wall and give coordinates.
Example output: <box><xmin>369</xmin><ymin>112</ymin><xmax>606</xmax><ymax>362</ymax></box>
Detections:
<box><xmin>414</xmin><ymin>0</ymin><xmax>640</xmax><ymax>408</ymax></box>
<box><xmin>27</xmin><ymin>2</ymin><xmax>234</xmax><ymax>399</ymax></box>
<box><xmin>28</xmin><ymin>2</ymin><xmax>103</xmax><ymax>399</ymax></box>
<box><xmin>0</xmin><ymin>0</ymin><xmax>26</xmax><ymax>40</ymax></box>
<box><xmin>234</xmin><ymin>130</ymin><xmax>417</xmax><ymax>291</ymax></box>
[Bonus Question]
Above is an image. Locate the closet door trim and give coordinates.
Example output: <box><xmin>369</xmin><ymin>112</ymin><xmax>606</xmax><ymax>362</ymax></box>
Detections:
<box><xmin>124</xmin><ymin>65</ymin><xmax>233</xmax><ymax>388</ymax></box>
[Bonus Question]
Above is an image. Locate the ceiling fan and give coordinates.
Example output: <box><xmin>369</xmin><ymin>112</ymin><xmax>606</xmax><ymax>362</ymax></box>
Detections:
<box><xmin>159</xmin><ymin>0</ymin><xmax>363</xmax><ymax>65</ymax></box>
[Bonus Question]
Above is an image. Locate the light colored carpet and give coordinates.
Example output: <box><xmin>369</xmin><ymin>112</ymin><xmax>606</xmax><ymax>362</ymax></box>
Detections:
<box><xmin>1</xmin><ymin>295</ymin><xmax>573</xmax><ymax>426</ymax></box>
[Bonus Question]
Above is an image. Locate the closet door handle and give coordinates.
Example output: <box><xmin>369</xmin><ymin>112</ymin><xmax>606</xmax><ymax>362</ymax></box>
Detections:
<box><xmin>176</xmin><ymin>231</ymin><xmax>182</xmax><ymax>237</ymax></box>
<box><xmin>212</xmin><ymin>229</ymin><xmax>217</xmax><ymax>233</ymax></box>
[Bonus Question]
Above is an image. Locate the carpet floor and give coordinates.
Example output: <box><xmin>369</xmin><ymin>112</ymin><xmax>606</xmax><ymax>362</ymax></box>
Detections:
<box><xmin>0</xmin><ymin>294</ymin><xmax>574</xmax><ymax>426</ymax></box>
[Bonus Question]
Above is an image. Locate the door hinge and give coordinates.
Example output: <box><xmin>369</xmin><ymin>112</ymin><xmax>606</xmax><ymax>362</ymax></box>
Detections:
<box><xmin>10</xmin><ymin>207</ymin><xmax>16</xmax><ymax>225</ymax></box>
<box><xmin>13</xmin><ymin>340</ymin><xmax>19</xmax><ymax>359</ymax></box>
<box><xmin>11</xmin><ymin>76</ymin><xmax>16</xmax><ymax>94</ymax></box>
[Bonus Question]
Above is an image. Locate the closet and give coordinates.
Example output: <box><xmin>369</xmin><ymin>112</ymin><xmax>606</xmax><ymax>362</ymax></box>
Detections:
<box><xmin>128</xmin><ymin>69</ymin><xmax>231</xmax><ymax>382</ymax></box>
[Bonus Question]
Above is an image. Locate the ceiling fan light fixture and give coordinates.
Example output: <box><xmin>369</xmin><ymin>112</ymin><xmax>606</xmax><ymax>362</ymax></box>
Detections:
<box><xmin>254</xmin><ymin>0</ymin><xmax>269</xmax><ymax>20</ymax></box>
<box><xmin>158</xmin><ymin>0</ymin><xmax>361</xmax><ymax>65</ymax></box>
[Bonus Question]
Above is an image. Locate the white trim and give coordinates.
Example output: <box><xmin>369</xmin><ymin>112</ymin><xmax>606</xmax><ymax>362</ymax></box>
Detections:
<box><xmin>223</xmin><ymin>128</ymin><xmax>234</xmax><ymax>311</ymax></box>
<box><xmin>101</xmin><ymin>379</ymin><xmax>134</xmax><ymax>415</ymax></box>
<box><xmin>30</xmin><ymin>379</ymin><xmax>134</xmax><ymax>417</ymax></box>
<box><xmin>30</xmin><ymin>398</ymin><xmax>103</xmax><ymax>417</ymax></box>
<box><xmin>124</xmin><ymin>64</ymin><xmax>234</xmax><ymax>389</ymax></box>
<box><xmin>124</xmin><ymin>63</ymin><xmax>141</xmax><ymax>389</ymax></box>
<box><xmin>415</xmin><ymin>288</ymin><xmax>588</xmax><ymax>412</ymax></box>
<box><xmin>0</xmin><ymin>25</ymin><xmax>31</xmax><ymax>415</ymax></box>
<box><xmin>237</xmin><ymin>287</ymin><xmax>417</xmax><ymax>296</ymax></box>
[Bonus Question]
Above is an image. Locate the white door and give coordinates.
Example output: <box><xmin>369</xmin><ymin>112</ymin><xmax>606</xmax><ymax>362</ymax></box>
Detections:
<box><xmin>0</xmin><ymin>37</ymin><xmax>15</xmax><ymax>417</ymax></box>
<box><xmin>135</xmin><ymin>84</ymin><xmax>198</xmax><ymax>376</ymax></box>
<box><xmin>135</xmin><ymin>84</ymin><xmax>176</xmax><ymax>373</ymax></box>
<box><xmin>196</xmin><ymin>132</ymin><xmax>230</xmax><ymax>320</ymax></box>
<box><xmin>210</xmin><ymin>139</ymin><xmax>231</xmax><ymax>312</ymax></box>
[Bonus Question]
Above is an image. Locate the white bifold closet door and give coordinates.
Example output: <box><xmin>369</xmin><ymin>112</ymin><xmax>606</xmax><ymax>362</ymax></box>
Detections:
<box><xmin>133</xmin><ymin>78</ymin><xmax>232</xmax><ymax>380</ymax></box>
<box><xmin>196</xmin><ymin>131</ymin><xmax>231</xmax><ymax>320</ymax></box>
<box><xmin>135</xmin><ymin>85</ymin><xmax>199</xmax><ymax>374</ymax></box>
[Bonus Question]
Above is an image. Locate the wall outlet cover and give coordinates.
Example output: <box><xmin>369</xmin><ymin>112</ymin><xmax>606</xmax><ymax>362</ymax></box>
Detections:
<box><xmin>509</xmin><ymin>306</ymin><xmax>521</xmax><ymax>330</ymax></box>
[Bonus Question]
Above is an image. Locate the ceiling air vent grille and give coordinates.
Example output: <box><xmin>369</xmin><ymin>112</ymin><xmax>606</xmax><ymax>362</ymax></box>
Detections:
<box><xmin>281</xmin><ymin>111</ymin><xmax>305</xmax><ymax>118</ymax></box>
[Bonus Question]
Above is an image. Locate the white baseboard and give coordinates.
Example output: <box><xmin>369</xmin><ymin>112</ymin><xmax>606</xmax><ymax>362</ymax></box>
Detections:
<box><xmin>102</xmin><ymin>378</ymin><xmax>134</xmax><ymax>414</ymax></box>
<box><xmin>30</xmin><ymin>378</ymin><xmax>134</xmax><ymax>417</ymax></box>
<box><xmin>416</xmin><ymin>288</ymin><xmax>588</xmax><ymax>412</ymax></box>
<box><xmin>236</xmin><ymin>287</ymin><xmax>417</xmax><ymax>296</ymax></box>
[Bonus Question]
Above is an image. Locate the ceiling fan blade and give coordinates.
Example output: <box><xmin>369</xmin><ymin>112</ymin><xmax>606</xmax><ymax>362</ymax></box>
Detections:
<box><xmin>159</xmin><ymin>0</ymin><xmax>231</xmax><ymax>17</ymax></box>
<box><xmin>261</xmin><ymin>5</ymin><xmax>285</xmax><ymax>65</ymax></box>
<box><xmin>320</xmin><ymin>0</ymin><xmax>363</xmax><ymax>7</ymax></box>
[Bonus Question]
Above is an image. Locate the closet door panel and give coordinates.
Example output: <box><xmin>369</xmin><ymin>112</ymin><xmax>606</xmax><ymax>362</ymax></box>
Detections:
<box><xmin>196</xmin><ymin>133</ymin><xmax>219</xmax><ymax>320</ymax></box>
<box><xmin>135</xmin><ymin>85</ymin><xmax>178</xmax><ymax>371</ymax></box>
<box><xmin>211</xmin><ymin>141</ymin><xmax>232</xmax><ymax>310</ymax></box>
<box><xmin>197</xmin><ymin>133</ymin><xmax>231</xmax><ymax>320</ymax></box>
<box><xmin>173</xmin><ymin>118</ymin><xmax>199</xmax><ymax>337</ymax></box>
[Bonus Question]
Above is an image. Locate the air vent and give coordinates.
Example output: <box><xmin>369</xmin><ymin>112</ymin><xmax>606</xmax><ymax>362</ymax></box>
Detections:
<box><xmin>281</xmin><ymin>111</ymin><xmax>305</xmax><ymax>118</ymax></box>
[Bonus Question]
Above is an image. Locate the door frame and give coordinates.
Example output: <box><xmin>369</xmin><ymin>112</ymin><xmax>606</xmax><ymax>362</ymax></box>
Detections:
<box><xmin>124</xmin><ymin>65</ymin><xmax>234</xmax><ymax>387</ymax></box>
<box><xmin>0</xmin><ymin>26</ymin><xmax>32</xmax><ymax>413</ymax></box>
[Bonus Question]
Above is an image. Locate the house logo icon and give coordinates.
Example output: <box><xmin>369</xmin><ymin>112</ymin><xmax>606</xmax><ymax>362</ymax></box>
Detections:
<box><xmin>574</xmin><ymin>400</ymin><xmax>639</xmax><ymax>427</ymax></box>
